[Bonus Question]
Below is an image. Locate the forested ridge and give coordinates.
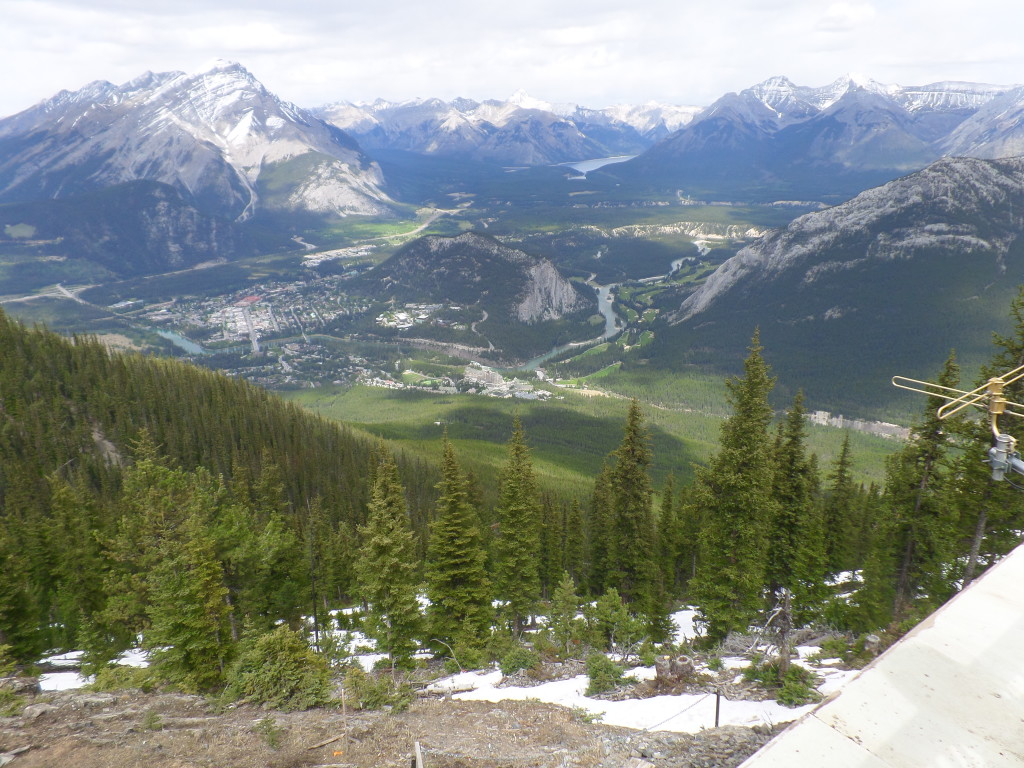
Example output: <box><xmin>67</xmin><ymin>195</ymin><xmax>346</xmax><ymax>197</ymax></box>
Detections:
<box><xmin>1</xmin><ymin>298</ymin><xmax>1023</xmax><ymax>705</ymax></box>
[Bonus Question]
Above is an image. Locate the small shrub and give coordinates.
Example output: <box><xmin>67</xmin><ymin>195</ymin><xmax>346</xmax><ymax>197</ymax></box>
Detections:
<box><xmin>225</xmin><ymin>625</ymin><xmax>332</xmax><ymax>711</ymax></box>
<box><xmin>89</xmin><ymin>665</ymin><xmax>159</xmax><ymax>693</ymax></box>
<box><xmin>818</xmin><ymin>636</ymin><xmax>849</xmax><ymax>660</ymax></box>
<box><xmin>254</xmin><ymin>716</ymin><xmax>283</xmax><ymax>749</ymax></box>
<box><xmin>343</xmin><ymin>667</ymin><xmax>413</xmax><ymax>712</ymax></box>
<box><xmin>443</xmin><ymin>643</ymin><xmax>486</xmax><ymax>674</ymax></box>
<box><xmin>706</xmin><ymin>655</ymin><xmax>724</xmax><ymax>672</ymax></box>
<box><xmin>500</xmin><ymin>645</ymin><xmax>540</xmax><ymax>676</ymax></box>
<box><xmin>0</xmin><ymin>688</ymin><xmax>24</xmax><ymax>717</ymax></box>
<box><xmin>531</xmin><ymin>630</ymin><xmax>560</xmax><ymax>662</ymax></box>
<box><xmin>570</xmin><ymin>705</ymin><xmax>603</xmax><ymax>724</ymax></box>
<box><xmin>317</xmin><ymin>630</ymin><xmax>356</xmax><ymax>670</ymax></box>
<box><xmin>637</xmin><ymin>641</ymin><xmax>657</xmax><ymax>667</ymax></box>
<box><xmin>743</xmin><ymin>659</ymin><xmax>820</xmax><ymax>707</ymax></box>
<box><xmin>484</xmin><ymin>631</ymin><xmax>517</xmax><ymax>664</ymax></box>
<box><xmin>585</xmin><ymin>653</ymin><xmax>624</xmax><ymax>695</ymax></box>
<box><xmin>141</xmin><ymin>709</ymin><xmax>163</xmax><ymax>731</ymax></box>
<box><xmin>0</xmin><ymin>645</ymin><xmax>17</xmax><ymax>677</ymax></box>
<box><xmin>777</xmin><ymin>672</ymin><xmax>819</xmax><ymax>707</ymax></box>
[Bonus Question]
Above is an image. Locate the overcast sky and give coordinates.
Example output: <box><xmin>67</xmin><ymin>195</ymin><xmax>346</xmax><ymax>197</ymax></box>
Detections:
<box><xmin>2</xmin><ymin>0</ymin><xmax>1022</xmax><ymax>117</ymax></box>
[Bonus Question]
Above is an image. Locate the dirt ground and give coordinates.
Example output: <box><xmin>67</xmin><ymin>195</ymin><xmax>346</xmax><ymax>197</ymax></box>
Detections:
<box><xmin>1</xmin><ymin>688</ymin><xmax>775</xmax><ymax>768</ymax></box>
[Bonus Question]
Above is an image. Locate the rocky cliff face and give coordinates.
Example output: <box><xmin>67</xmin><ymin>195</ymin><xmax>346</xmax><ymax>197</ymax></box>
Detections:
<box><xmin>516</xmin><ymin>260</ymin><xmax>588</xmax><ymax>322</ymax></box>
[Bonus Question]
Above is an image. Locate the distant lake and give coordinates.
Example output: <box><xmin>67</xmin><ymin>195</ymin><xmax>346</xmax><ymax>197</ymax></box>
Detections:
<box><xmin>561</xmin><ymin>155</ymin><xmax>635</xmax><ymax>177</ymax></box>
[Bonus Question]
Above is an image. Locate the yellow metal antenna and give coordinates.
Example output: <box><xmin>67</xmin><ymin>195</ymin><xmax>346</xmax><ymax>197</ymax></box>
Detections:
<box><xmin>892</xmin><ymin>363</ymin><xmax>1024</xmax><ymax>481</ymax></box>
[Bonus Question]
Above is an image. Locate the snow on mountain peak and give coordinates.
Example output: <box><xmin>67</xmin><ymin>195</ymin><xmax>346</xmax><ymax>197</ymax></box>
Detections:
<box><xmin>197</xmin><ymin>58</ymin><xmax>246</xmax><ymax>75</ymax></box>
<box><xmin>508</xmin><ymin>89</ymin><xmax>546</xmax><ymax>109</ymax></box>
<box><xmin>507</xmin><ymin>90</ymin><xmax>577</xmax><ymax>116</ymax></box>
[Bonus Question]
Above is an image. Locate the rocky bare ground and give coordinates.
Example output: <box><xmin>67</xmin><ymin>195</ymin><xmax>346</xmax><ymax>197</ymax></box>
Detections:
<box><xmin>0</xmin><ymin>686</ymin><xmax>780</xmax><ymax>768</ymax></box>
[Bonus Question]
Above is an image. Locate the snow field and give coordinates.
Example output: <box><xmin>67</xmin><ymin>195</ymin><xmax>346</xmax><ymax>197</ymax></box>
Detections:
<box><xmin>34</xmin><ymin>607</ymin><xmax>858</xmax><ymax>729</ymax></box>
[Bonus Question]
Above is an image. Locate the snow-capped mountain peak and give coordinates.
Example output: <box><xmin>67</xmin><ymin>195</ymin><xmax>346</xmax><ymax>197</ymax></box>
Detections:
<box><xmin>0</xmin><ymin>63</ymin><xmax>393</xmax><ymax>220</ymax></box>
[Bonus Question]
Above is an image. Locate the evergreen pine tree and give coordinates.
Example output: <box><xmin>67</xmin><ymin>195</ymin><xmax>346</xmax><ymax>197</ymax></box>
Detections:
<box><xmin>562</xmin><ymin>498</ymin><xmax>587</xmax><ymax>586</ymax></box>
<box><xmin>0</xmin><ymin>522</ymin><xmax>38</xmax><ymax>659</ymax></box>
<box><xmin>145</xmin><ymin>512</ymin><xmax>232</xmax><ymax>692</ymax></box>
<box><xmin>861</xmin><ymin>353</ymin><xmax>962</xmax><ymax>625</ymax></box>
<box><xmin>549</xmin><ymin>571</ymin><xmax>583</xmax><ymax>657</ymax></box>
<box><xmin>538</xmin><ymin>497</ymin><xmax>564</xmax><ymax>599</ymax></box>
<box><xmin>767</xmin><ymin>391</ymin><xmax>827</xmax><ymax>614</ymax></box>
<box><xmin>588</xmin><ymin>462</ymin><xmax>615</xmax><ymax>594</ymax></box>
<box><xmin>425</xmin><ymin>437</ymin><xmax>492</xmax><ymax>649</ymax></box>
<box><xmin>676</xmin><ymin>492</ymin><xmax>701</xmax><ymax>593</ymax></box>
<box><xmin>355</xmin><ymin>448</ymin><xmax>422</xmax><ymax>668</ymax></box>
<box><xmin>47</xmin><ymin>476</ymin><xmax>106</xmax><ymax>648</ymax></box>
<box><xmin>493</xmin><ymin>417</ymin><xmax>541</xmax><ymax>633</ymax></box>
<box><xmin>657</xmin><ymin>474</ymin><xmax>680</xmax><ymax>598</ymax></box>
<box><xmin>691</xmin><ymin>330</ymin><xmax>778</xmax><ymax>642</ymax></box>
<box><xmin>823</xmin><ymin>433</ymin><xmax>857</xmax><ymax>572</ymax></box>
<box><xmin>605</xmin><ymin>400</ymin><xmax>666</xmax><ymax>636</ymax></box>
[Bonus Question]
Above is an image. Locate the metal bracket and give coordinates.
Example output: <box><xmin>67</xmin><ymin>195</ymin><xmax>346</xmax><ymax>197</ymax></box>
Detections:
<box><xmin>893</xmin><ymin>363</ymin><xmax>1024</xmax><ymax>481</ymax></box>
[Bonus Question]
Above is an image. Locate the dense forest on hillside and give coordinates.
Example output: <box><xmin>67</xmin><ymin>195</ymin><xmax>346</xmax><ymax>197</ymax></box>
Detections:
<box><xmin>1</xmin><ymin>299</ymin><xmax>1022</xmax><ymax>705</ymax></box>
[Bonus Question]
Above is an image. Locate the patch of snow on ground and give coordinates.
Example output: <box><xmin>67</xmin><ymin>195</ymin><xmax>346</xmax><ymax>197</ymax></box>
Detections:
<box><xmin>40</xmin><ymin>671</ymin><xmax>92</xmax><ymax>691</ymax></box>
<box><xmin>826</xmin><ymin>570</ymin><xmax>862</xmax><ymax>586</ymax></box>
<box><xmin>36</xmin><ymin>647</ymin><xmax>149</xmax><ymax>691</ymax></box>
<box><xmin>354</xmin><ymin>653</ymin><xmax>388</xmax><ymax>672</ymax></box>
<box><xmin>671</xmin><ymin>608</ymin><xmax>701</xmax><ymax>643</ymax></box>
<box><xmin>116</xmin><ymin>648</ymin><xmax>150</xmax><ymax>667</ymax></box>
<box><xmin>721</xmin><ymin>656</ymin><xmax>752</xmax><ymax>670</ymax></box>
<box><xmin>451</xmin><ymin>671</ymin><xmax>817</xmax><ymax>733</ymax></box>
<box><xmin>39</xmin><ymin>651</ymin><xmax>84</xmax><ymax>668</ymax></box>
<box><xmin>624</xmin><ymin>665</ymin><xmax>657</xmax><ymax>682</ymax></box>
<box><xmin>426</xmin><ymin>669</ymin><xmax>503</xmax><ymax>693</ymax></box>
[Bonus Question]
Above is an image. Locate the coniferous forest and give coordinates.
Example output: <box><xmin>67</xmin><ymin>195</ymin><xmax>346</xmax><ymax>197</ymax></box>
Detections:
<box><xmin>1</xmin><ymin>293</ymin><xmax>1023</xmax><ymax>701</ymax></box>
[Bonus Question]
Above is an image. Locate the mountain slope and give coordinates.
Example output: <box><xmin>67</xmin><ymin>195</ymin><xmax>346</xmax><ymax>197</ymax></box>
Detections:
<box><xmin>0</xmin><ymin>61</ymin><xmax>394</xmax><ymax>221</ymax></box>
<box><xmin>942</xmin><ymin>85</ymin><xmax>1024</xmax><ymax>159</ymax></box>
<box><xmin>364</xmin><ymin>231</ymin><xmax>591</xmax><ymax>321</ymax></box>
<box><xmin>0</xmin><ymin>181</ymin><xmax>269</xmax><ymax>286</ymax></box>
<box><xmin>357</xmin><ymin>231</ymin><xmax>597</xmax><ymax>359</ymax></box>
<box><xmin>646</xmin><ymin>156</ymin><xmax>1024</xmax><ymax>414</ymax></box>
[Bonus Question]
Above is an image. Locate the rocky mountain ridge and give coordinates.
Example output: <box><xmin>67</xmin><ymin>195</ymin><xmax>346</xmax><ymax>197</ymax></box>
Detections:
<box><xmin>675</xmin><ymin>155</ymin><xmax>1024</xmax><ymax>322</ymax></box>
<box><xmin>0</xmin><ymin>60</ymin><xmax>394</xmax><ymax>221</ymax></box>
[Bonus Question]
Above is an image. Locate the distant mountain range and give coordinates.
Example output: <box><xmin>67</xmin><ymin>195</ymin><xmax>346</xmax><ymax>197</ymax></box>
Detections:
<box><xmin>315</xmin><ymin>92</ymin><xmax>701</xmax><ymax>165</ymax></box>
<box><xmin>614</xmin><ymin>76</ymin><xmax>1021</xmax><ymax>201</ymax></box>
<box><xmin>3</xmin><ymin>61</ymin><xmax>1024</xmax><ymax>308</ymax></box>
<box><xmin>3</xmin><ymin>64</ymin><xmax>1021</xmax><ymax>221</ymax></box>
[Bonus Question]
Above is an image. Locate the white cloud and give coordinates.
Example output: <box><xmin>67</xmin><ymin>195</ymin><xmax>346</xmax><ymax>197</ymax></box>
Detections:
<box><xmin>816</xmin><ymin>2</ymin><xmax>878</xmax><ymax>32</ymax></box>
<box><xmin>1</xmin><ymin>0</ymin><xmax>1022</xmax><ymax>116</ymax></box>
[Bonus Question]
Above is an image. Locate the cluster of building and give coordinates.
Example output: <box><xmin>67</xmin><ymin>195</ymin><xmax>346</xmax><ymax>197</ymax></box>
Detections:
<box><xmin>126</xmin><ymin>275</ymin><xmax>374</xmax><ymax>349</ymax></box>
<box><xmin>375</xmin><ymin>303</ymin><xmax>465</xmax><ymax>330</ymax></box>
<box><xmin>362</xmin><ymin>362</ymin><xmax>551</xmax><ymax>401</ymax></box>
<box><xmin>808</xmin><ymin>410</ymin><xmax>910</xmax><ymax>440</ymax></box>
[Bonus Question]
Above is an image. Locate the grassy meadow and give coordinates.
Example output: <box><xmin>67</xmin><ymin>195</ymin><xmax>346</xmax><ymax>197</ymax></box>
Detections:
<box><xmin>282</xmin><ymin>381</ymin><xmax>898</xmax><ymax>505</ymax></box>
